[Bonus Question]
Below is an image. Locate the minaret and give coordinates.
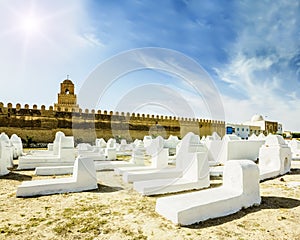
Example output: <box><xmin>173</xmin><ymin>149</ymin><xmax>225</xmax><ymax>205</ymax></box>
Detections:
<box><xmin>54</xmin><ymin>77</ymin><xmax>80</xmax><ymax>112</ymax></box>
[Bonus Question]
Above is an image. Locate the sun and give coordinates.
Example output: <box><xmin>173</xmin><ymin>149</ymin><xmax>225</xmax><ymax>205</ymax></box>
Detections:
<box><xmin>20</xmin><ymin>14</ymin><xmax>41</xmax><ymax>35</ymax></box>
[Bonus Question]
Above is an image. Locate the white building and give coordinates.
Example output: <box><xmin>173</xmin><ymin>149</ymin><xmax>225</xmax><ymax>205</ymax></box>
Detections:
<box><xmin>244</xmin><ymin>114</ymin><xmax>281</xmax><ymax>135</ymax></box>
<box><xmin>226</xmin><ymin>123</ymin><xmax>250</xmax><ymax>139</ymax></box>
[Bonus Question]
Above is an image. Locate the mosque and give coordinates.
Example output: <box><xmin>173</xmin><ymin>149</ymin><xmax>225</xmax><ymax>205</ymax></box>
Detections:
<box><xmin>0</xmin><ymin>78</ymin><xmax>226</xmax><ymax>143</ymax></box>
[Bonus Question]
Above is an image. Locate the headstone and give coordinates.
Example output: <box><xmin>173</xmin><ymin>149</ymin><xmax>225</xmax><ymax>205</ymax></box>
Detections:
<box><xmin>259</xmin><ymin>134</ymin><xmax>292</xmax><ymax>180</ymax></box>
<box><xmin>10</xmin><ymin>134</ymin><xmax>24</xmax><ymax>158</ymax></box>
<box><xmin>156</xmin><ymin>160</ymin><xmax>261</xmax><ymax>225</ymax></box>
<box><xmin>133</xmin><ymin>133</ymin><xmax>210</xmax><ymax>195</ymax></box>
<box><xmin>129</xmin><ymin>141</ymin><xmax>146</xmax><ymax>166</ymax></box>
<box><xmin>95</xmin><ymin>138</ymin><xmax>107</xmax><ymax>148</ymax></box>
<box><xmin>0</xmin><ymin>141</ymin><xmax>9</xmax><ymax>176</ymax></box>
<box><xmin>16</xmin><ymin>156</ymin><xmax>98</xmax><ymax>197</ymax></box>
<box><xmin>143</xmin><ymin>136</ymin><xmax>152</xmax><ymax>148</ymax></box>
<box><xmin>105</xmin><ymin>138</ymin><xmax>117</xmax><ymax>160</ymax></box>
<box><xmin>114</xmin><ymin>136</ymin><xmax>168</xmax><ymax>176</ymax></box>
<box><xmin>217</xmin><ymin>134</ymin><xmax>265</xmax><ymax>164</ymax></box>
<box><xmin>248</xmin><ymin>133</ymin><xmax>258</xmax><ymax>140</ymax></box>
<box><xmin>122</xmin><ymin>132</ymin><xmax>205</xmax><ymax>183</ymax></box>
<box><xmin>0</xmin><ymin>133</ymin><xmax>14</xmax><ymax>168</ymax></box>
<box><xmin>18</xmin><ymin>135</ymin><xmax>76</xmax><ymax>169</ymax></box>
<box><xmin>204</xmin><ymin>132</ymin><xmax>222</xmax><ymax>166</ymax></box>
<box><xmin>288</xmin><ymin>139</ymin><xmax>300</xmax><ymax>160</ymax></box>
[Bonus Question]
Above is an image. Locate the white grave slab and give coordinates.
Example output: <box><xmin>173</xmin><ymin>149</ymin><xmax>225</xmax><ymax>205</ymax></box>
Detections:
<box><xmin>218</xmin><ymin>134</ymin><xmax>265</xmax><ymax>164</ymax></box>
<box><xmin>122</xmin><ymin>132</ymin><xmax>204</xmax><ymax>183</ymax></box>
<box><xmin>257</xmin><ymin>133</ymin><xmax>266</xmax><ymax>140</ymax></box>
<box><xmin>143</xmin><ymin>135</ymin><xmax>153</xmax><ymax>148</ymax></box>
<box><xmin>0</xmin><ymin>133</ymin><xmax>14</xmax><ymax>168</ymax></box>
<box><xmin>18</xmin><ymin>136</ymin><xmax>75</xmax><ymax>169</ymax></box>
<box><xmin>29</xmin><ymin>131</ymin><xmax>65</xmax><ymax>156</ymax></box>
<box><xmin>164</xmin><ymin>135</ymin><xmax>180</xmax><ymax>155</ymax></box>
<box><xmin>105</xmin><ymin>138</ymin><xmax>117</xmax><ymax>160</ymax></box>
<box><xmin>78</xmin><ymin>143</ymin><xmax>106</xmax><ymax>161</ymax></box>
<box><xmin>114</xmin><ymin>136</ymin><xmax>168</xmax><ymax>175</ymax></box>
<box><xmin>288</xmin><ymin>139</ymin><xmax>300</xmax><ymax>160</ymax></box>
<box><xmin>259</xmin><ymin>134</ymin><xmax>292</xmax><ymax>180</ymax></box>
<box><xmin>95</xmin><ymin>138</ymin><xmax>107</xmax><ymax>148</ymax></box>
<box><xmin>16</xmin><ymin>156</ymin><xmax>98</xmax><ymax>197</ymax></box>
<box><xmin>156</xmin><ymin>160</ymin><xmax>261</xmax><ymax>225</ymax></box>
<box><xmin>0</xmin><ymin>141</ymin><xmax>9</xmax><ymax>176</ymax></box>
<box><xmin>10</xmin><ymin>134</ymin><xmax>24</xmax><ymax>158</ymax></box>
<box><xmin>95</xmin><ymin>160</ymin><xmax>133</xmax><ymax>171</ymax></box>
<box><xmin>35</xmin><ymin>165</ymin><xmax>74</xmax><ymax>176</ymax></box>
<box><xmin>248</xmin><ymin>133</ymin><xmax>258</xmax><ymax>140</ymax></box>
<box><xmin>204</xmin><ymin>132</ymin><xmax>222</xmax><ymax>166</ymax></box>
<box><xmin>116</xmin><ymin>139</ymin><xmax>132</xmax><ymax>155</ymax></box>
<box><xmin>133</xmin><ymin>149</ymin><xmax>209</xmax><ymax>196</ymax></box>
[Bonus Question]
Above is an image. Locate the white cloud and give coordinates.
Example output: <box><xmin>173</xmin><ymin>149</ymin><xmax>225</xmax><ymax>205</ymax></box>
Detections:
<box><xmin>214</xmin><ymin>1</ymin><xmax>300</xmax><ymax>131</ymax></box>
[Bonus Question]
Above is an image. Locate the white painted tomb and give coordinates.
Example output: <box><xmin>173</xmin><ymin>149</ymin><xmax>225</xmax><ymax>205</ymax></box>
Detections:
<box><xmin>114</xmin><ymin>136</ymin><xmax>168</xmax><ymax>175</ymax></box>
<box><xmin>128</xmin><ymin>141</ymin><xmax>146</xmax><ymax>165</ymax></box>
<box><xmin>122</xmin><ymin>132</ymin><xmax>203</xmax><ymax>183</ymax></box>
<box><xmin>77</xmin><ymin>143</ymin><xmax>106</xmax><ymax>161</ymax></box>
<box><xmin>133</xmin><ymin>146</ymin><xmax>209</xmax><ymax>196</ymax></box>
<box><xmin>156</xmin><ymin>160</ymin><xmax>261</xmax><ymax>225</ymax></box>
<box><xmin>168</xmin><ymin>140</ymin><xmax>183</xmax><ymax>164</ymax></box>
<box><xmin>164</xmin><ymin>135</ymin><xmax>180</xmax><ymax>155</ymax></box>
<box><xmin>16</xmin><ymin>156</ymin><xmax>98</xmax><ymax>197</ymax></box>
<box><xmin>35</xmin><ymin>165</ymin><xmax>74</xmax><ymax>176</ymax></box>
<box><xmin>132</xmin><ymin>139</ymin><xmax>141</xmax><ymax>148</ymax></box>
<box><xmin>204</xmin><ymin>132</ymin><xmax>222</xmax><ymax>166</ymax></box>
<box><xmin>218</xmin><ymin>134</ymin><xmax>265</xmax><ymax>164</ymax></box>
<box><xmin>248</xmin><ymin>133</ymin><xmax>258</xmax><ymax>140</ymax></box>
<box><xmin>18</xmin><ymin>136</ymin><xmax>76</xmax><ymax>170</ymax></box>
<box><xmin>94</xmin><ymin>141</ymin><xmax>145</xmax><ymax>171</ymax></box>
<box><xmin>288</xmin><ymin>139</ymin><xmax>300</xmax><ymax>160</ymax></box>
<box><xmin>95</xmin><ymin>138</ymin><xmax>107</xmax><ymax>148</ymax></box>
<box><xmin>257</xmin><ymin>133</ymin><xmax>266</xmax><ymax>140</ymax></box>
<box><xmin>143</xmin><ymin>135</ymin><xmax>153</xmax><ymax>148</ymax></box>
<box><xmin>105</xmin><ymin>138</ymin><xmax>117</xmax><ymax>160</ymax></box>
<box><xmin>29</xmin><ymin>131</ymin><xmax>65</xmax><ymax>156</ymax></box>
<box><xmin>116</xmin><ymin>139</ymin><xmax>133</xmax><ymax>156</ymax></box>
<box><xmin>77</xmin><ymin>143</ymin><xmax>93</xmax><ymax>152</ymax></box>
<box><xmin>0</xmin><ymin>141</ymin><xmax>10</xmax><ymax>176</ymax></box>
<box><xmin>259</xmin><ymin>134</ymin><xmax>292</xmax><ymax>181</ymax></box>
<box><xmin>10</xmin><ymin>134</ymin><xmax>24</xmax><ymax>158</ymax></box>
<box><xmin>0</xmin><ymin>133</ymin><xmax>14</xmax><ymax>168</ymax></box>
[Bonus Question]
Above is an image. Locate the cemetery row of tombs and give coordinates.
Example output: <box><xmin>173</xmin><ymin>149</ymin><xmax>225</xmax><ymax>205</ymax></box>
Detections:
<box><xmin>0</xmin><ymin>131</ymin><xmax>299</xmax><ymax>225</ymax></box>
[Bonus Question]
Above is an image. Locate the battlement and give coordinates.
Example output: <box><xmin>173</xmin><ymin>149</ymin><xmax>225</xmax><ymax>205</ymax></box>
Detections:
<box><xmin>0</xmin><ymin>100</ymin><xmax>225</xmax><ymax>143</ymax></box>
<box><xmin>0</xmin><ymin>101</ymin><xmax>224</xmax><ymax>124</ymax></box>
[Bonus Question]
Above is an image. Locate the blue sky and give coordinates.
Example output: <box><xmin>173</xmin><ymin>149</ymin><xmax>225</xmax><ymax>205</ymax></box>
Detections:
<box><xmin>0</xmin><ymin>0</ymin><xmax>299</xmax><ymax>131</ymax></box>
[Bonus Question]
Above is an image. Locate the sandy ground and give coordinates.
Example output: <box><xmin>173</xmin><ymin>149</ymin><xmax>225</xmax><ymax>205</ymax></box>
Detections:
<box><xmin>0</xmin><ymin>154</ymin><xmax>299</xmax><ymax>240</ymax></box>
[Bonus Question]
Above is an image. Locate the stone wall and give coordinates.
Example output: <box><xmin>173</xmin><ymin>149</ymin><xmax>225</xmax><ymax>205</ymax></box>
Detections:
<box><xmin>0</xmin><ymin>102</ymin><xmax>225</xmax><ymax>143</ymax></box>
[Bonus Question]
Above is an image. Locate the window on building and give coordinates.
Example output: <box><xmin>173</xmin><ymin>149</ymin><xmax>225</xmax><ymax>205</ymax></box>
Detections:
<box><xmin>242</xmin><ymin>128</ymin><xmax>244</xmax><ymax>131</ymax></box>
<box><xmin>237</xmin><ymin>128</ymin><xmax>239</xmax><ymax>131</ymax></box>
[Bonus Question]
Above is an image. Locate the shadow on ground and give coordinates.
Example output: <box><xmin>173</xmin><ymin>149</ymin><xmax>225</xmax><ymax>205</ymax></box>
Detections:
<box><xmin>89</xmin><ymin>183</ymin><xmax>124</xmax><ymax>193</ymax></box>
<box><xmin>0</xmin><ymin>172</ymin><xmax>32</xmax><ymax>181</ymax></box>
<box><xmin>186</xmin><ymin>196</ymin><xmax>300</xmax><ymax>229</ymax></box>
<box><xmin>288</xmin><ymin>168</ymin><xmax>300</xmax><ymax>175</ymax></box>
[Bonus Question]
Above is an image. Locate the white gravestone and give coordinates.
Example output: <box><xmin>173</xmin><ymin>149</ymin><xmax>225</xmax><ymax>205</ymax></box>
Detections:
<box><xmin>16</xmin><ymin>156</ymin><xmax>98</xmax><ymax>197</ymax></box>
<box><xmin>156</xmin><ymin>160</ymin><xmax>261</xmax><ymax>225</ymax></box>
<box><xmin>259</xmin><ymin>134</ymin><xmax>292</xmax><ymax>181</ymax></box>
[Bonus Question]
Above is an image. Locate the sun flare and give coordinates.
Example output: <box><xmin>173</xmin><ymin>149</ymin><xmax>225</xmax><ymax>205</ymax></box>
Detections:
<box><xmin>21</xmin><ymin>15</ymin><xmax>41</xmax><ymax>35</ymax></box>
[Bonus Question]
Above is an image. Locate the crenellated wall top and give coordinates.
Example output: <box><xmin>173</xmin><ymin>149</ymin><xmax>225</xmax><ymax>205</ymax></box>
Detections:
<box><xmin>0</xmin><ymin>101</ymin><xmax>225</xmax><ymax>125</ymax></box>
